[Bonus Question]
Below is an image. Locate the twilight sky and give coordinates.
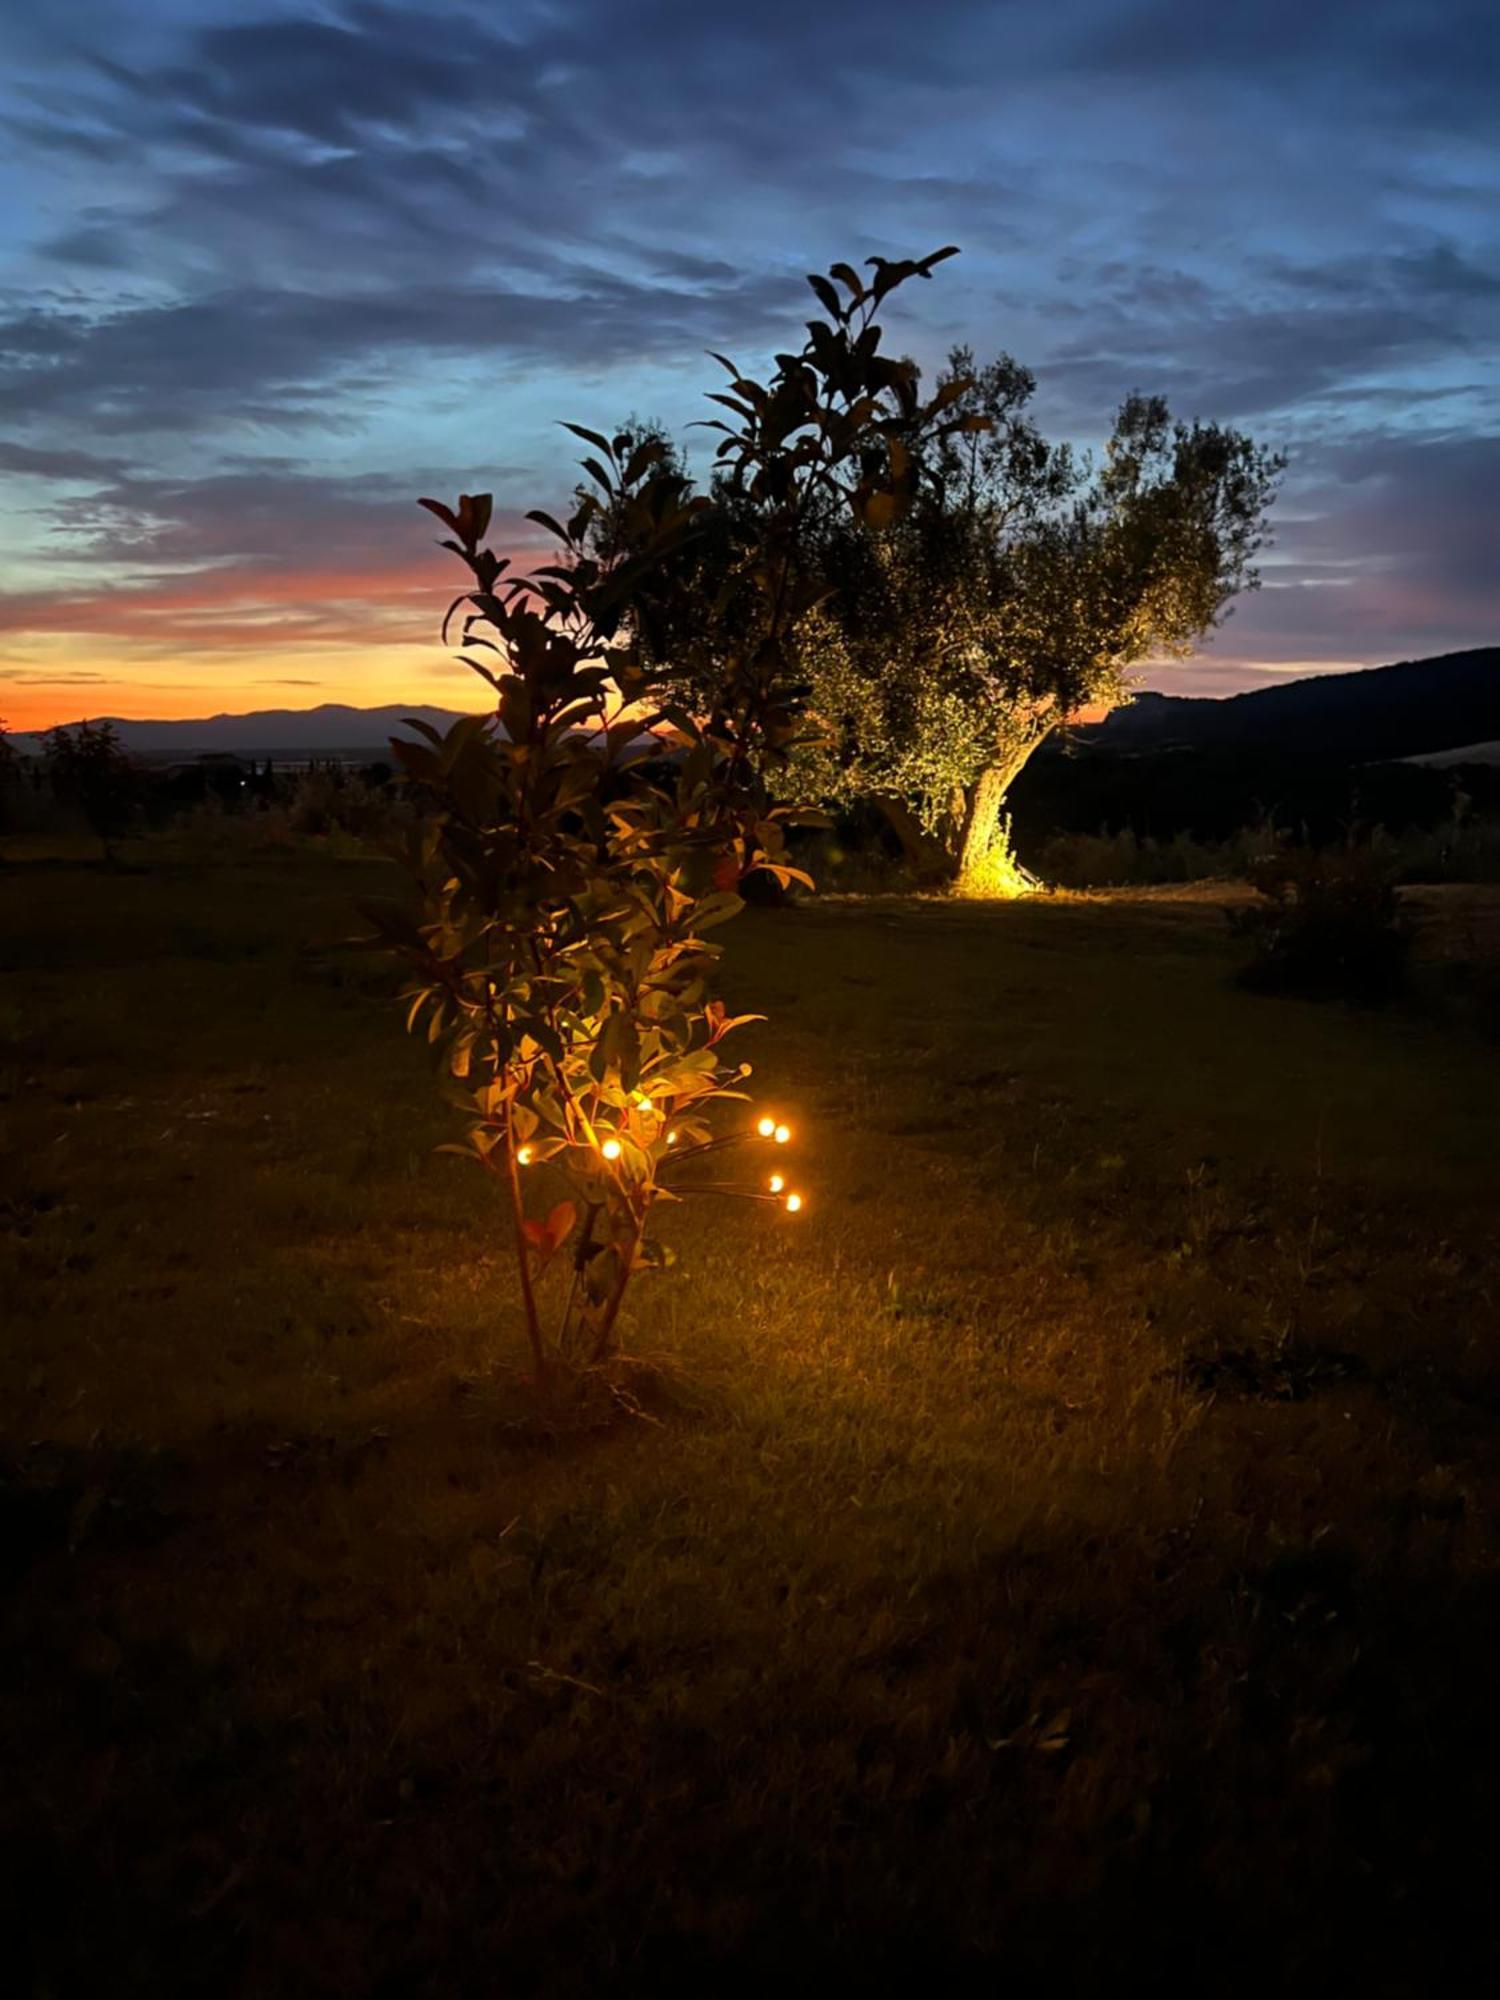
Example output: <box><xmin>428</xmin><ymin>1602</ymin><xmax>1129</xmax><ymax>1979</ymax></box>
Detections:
<box><xmin>1</xmin><ymin>0</ymin><xmax>1496</xmax><ymax>730</ymax></box>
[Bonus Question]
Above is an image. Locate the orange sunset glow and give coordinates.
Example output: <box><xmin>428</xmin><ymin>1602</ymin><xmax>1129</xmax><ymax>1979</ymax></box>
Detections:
<box><xmin>0</xmin><ymin>543</ymin><xmax>545</xmax><ymax>731</ymax></box>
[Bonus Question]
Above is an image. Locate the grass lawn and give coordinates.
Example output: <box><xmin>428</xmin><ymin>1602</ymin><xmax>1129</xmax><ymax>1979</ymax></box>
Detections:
<box><xmin>3</xmin><ymin>841</ymin><xmax>1499</xmax><ymax>1992</ymax></box>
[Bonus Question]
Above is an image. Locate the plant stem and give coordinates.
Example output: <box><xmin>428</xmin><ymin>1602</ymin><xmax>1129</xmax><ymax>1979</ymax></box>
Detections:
<box><xmin>559</xmin><ymin>1199</ymin><xmax>600</xmax><ymax>1352</ymax></box>
<box><xmin>590</xmin><ymin>1211</ymin><xmax>643</xmax><ymax>1364</ymax></box>
<box><xmin>500</xmin><ymin>1101</ymin><xmax>549</xmax><ymax>1386</ymax></box>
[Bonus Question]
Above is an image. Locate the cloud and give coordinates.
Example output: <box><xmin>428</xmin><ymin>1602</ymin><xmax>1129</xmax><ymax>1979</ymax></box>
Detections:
<box><xmin>0</xmin><ymin>269</ymin><xmax>796</xmax><ymax>438</ymax></box>
<box><xmin>1176</xmin><ymin>432</ymin><xmax>1500</xmax><ymax>683</ymax></box>
<box><xmin>0</xmin><ymin>461</ymin><xmax>555</xmax><ymax>661</ymax></box>
<box><xmin>0</xmin><ymin>668</ymin><xmax>110</xmax><ymax>684</ymax></box>
<box><xmin>1069</xmin><ymin>0</ymin><xmax>1500</xmax><ymax>130</ymax></box>
<box><xmin>0</xmin><ymin>0</ymin><xmax>1494</xmax><ymax>714</ymax></box>
<box><xmin>0</xmin><ymin>441</ymin><xmax>127</xmax><ymax>479</ymax></box>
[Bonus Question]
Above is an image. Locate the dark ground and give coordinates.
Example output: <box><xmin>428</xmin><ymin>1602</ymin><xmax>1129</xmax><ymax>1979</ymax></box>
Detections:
<box><xmin>3</xmin><ymin>840</ymin><xmax>1499</xmax><ymax>1994</ymax></box>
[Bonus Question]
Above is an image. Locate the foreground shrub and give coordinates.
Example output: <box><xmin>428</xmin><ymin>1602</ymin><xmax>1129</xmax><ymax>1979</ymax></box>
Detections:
<box><xmin>1230</xmin><ymin>844</ymin><xmax>1413</xmax><ymax>1003</ymax></box>
<box><xmin>1376</xmin><ymin>805</ymin><xmax>1500</xmax><ymax>886</ymax></box>
<box><xmin>368</xmin><ymin>249</ymin><xmax>981</xmax><ymax>1380</ymax></box>
<box><xmin>1034</xmin><ymin>820</ymin><xmax>1282</xmax><ymax>888</ymax></box>
<box><xmin>1025</xmin><ymin>797</ymin><xmax>1500</xmax><ymax>893</ymax></box>
<box><xmin>287</xmin><ymin>767</ymin><xmax>404</xmax><ymax>843</ymax></box>
<box><xmin>42</xmin><ymin>721</ymin><xmax>143</xmax><ymax>856</ymax></box>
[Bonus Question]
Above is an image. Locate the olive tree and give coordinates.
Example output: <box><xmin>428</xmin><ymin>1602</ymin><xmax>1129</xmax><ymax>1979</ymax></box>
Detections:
<box><xmin>597</xmin><ymin>349</ymin><xmax>1282</xmax><ymax>892</ymax></box>
<box><xmin>792</xmin><ymin>351</ymin><xmax>1284</xmax><ymax>889</ymax></box>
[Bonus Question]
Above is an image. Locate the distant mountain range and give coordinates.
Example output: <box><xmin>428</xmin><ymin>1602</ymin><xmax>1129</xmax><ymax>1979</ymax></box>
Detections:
<box><xmin>1082</xmin><ymin>647</ymin><xmax>1499</xmax><ymax>761</ymax></box>
<box><xmin>11</xmin><ymin>648</ymin><xmax>1498</xmax><ymax>765</ymax></box>
<box><xmin>9</xmin><ymin>702</ymin><xmax>473</xmax><ymax>762</ymax></box>
<box><xmin>1014</xmin><ymin>646</ymin><xmax>1500</xmax><ymax>846</ymax></box>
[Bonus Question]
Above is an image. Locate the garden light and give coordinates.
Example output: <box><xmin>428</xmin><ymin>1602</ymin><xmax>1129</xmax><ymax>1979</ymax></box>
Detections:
<box><xmin>601</xmin><ymin>1136</ymin><xmax>622</xmax><ymax>1161</ymax></box>
<box><xmin>768</xmin><ymin>1173</ymin><xmax>784</xmax><ymax>1193</ymax></box>
<box><xmin>756</xmin><ymin>1115</ymin><xmax>776</xmax><ymax>1138</ymax></box>
<box><xmin>773</xmin><ymin>1123</ymin><xmax>791</xmax><ymax>1145</ymax></box>
<box><xmin>516</xmin><ymin>1144</ymin><xmax>533</xmax><ymax>1166</ymax></box>
<box><xmin>785</xmin><ymin>1192</ymin><xmax>803</xmax><ymax>1213</ymax></box>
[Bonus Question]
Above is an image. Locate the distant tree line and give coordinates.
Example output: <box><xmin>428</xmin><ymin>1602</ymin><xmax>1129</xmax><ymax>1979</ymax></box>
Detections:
<box><xmin>0</xmin><ymin>719</ymin><xmax>404</xmax><ymax>851</ymax></box>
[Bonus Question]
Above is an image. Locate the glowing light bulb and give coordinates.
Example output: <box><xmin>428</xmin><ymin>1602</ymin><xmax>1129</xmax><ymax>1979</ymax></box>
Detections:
<box><xmin>773</xmin><ymin>1124</ymin><xmax>791</xmax><ymax>1145</ymax></box>
<box><xmin>601</xmin><ymin>1137</ymin><xmax>622</xmax><ymax>1161</ymax></box>
<box><xmin>633</xmin><ymin>1092</ymin><xmax>652</xmax><ymax>1110</ymax></box>
<box><xmin>516</xmin><ymin>1145</ymin><xmax>533</xmax><ymax>1167</ymax></box>
<box><xmin>768</xmin><ymin>1173</ymin><xmax>785</xmax><ymax>1194</ymax></box>
<box><xmin>666</xmin><ymin>1129</ymin><xmax>678</xmax><ymax>1146</ymax></box>
<box><xmin>756</xmin><ymin>1116</ymin><xmax>776</xmax><ymax>1138</ymax></box>
<box><xmin>785</xmin><ymin>1192</ymin><xmax>803</xmax><ymax>1214</ymax></box>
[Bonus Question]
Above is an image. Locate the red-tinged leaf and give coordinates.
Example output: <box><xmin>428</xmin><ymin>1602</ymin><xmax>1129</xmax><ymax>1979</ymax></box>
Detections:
<box><xmin>440</xmin><ymin>592</ymin><xmax>472</xmax><ymax>645</ymax></box>
<box><xmin>857</xmin><ymin>489</ymin><xmax>900</xmax><ymax>532</ymax></box>
<box><xmin>559</xmin><ymin>422</ymin><xmax>614</xmax><ymax>456</ymax></box>
<box><xmin>525</xmin><ymin>509</ymin><xmax>570</xmax><ymax>543</ymax></box>
<box><xmin>764</xmin><ymin>864</ymin><xmax>816</xmax><ymax>892</ymax></box>
<box><xmin>704</xmin><ymin>1000</ymin><xmax>765</xmax><ymax>1044</ymax></box>
<box><xmin>623</xmin><ymin>438</ymin><xmax>668</xmax><ymax>485</ymax></box>
<box><xmin>806</xmin><ymin>272</ymin><xmax>841</xmax><ymax>319</ymax></box>
<box><xmin>521</xmin><ymin>1200</ymin><xmax>577</xmax><ymax>1266</ymax></box>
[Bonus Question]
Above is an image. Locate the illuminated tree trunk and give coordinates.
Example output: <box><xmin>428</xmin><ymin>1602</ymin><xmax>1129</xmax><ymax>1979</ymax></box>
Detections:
<box><xmin>954</xmin><ymin>729</ymin><xmax>1049</xmax><ymax>896</ymax></box>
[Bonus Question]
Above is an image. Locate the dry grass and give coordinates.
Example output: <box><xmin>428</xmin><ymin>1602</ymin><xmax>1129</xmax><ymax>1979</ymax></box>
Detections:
<box><xmin>3</xmin><ymin>841</ymin><xmax>1499</xmax><ymax>1993</ymax></box>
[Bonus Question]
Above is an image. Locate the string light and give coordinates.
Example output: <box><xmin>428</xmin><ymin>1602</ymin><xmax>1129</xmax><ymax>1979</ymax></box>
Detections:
<box><xmin>516</xmin><ymin>1144</ymin><xmax>533</xmax><ymax>1166</ymax></box>
<box><xmin>785</xmin><ymin>1192</ymin><xmax>803</xmax><ymax>1214</ymax></box>
<box><xmin>773</xmin><ymin>1123</ymin><xmax>791</xmax><ymax>1145</ymax></box>
<box><xmin>601</xmin><ymin>1136</ymin><xmax>622</xmax><ymax>1161</ymax></box>
<box><xmin>666</xmin><ymin>1129</ymin><xmax>678</xmax><ymax>1146</ymax></box>
<box><xmin>756</xmin><ymin>1116</ymin><xmax>776</xmax><ymax>1138</ymax></box>
<box><xmin>768</xmin><ymin>1173</ymin><xmax>784</xmax><ymax>1194</ymax></box>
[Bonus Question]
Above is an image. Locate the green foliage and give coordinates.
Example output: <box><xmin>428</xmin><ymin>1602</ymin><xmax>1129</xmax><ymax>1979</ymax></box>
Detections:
<box><xmin>371</xmin><ymin>248</ymin><xmax>977</xmax><ymax>1377</ymax></box>
<box><xmin>1035</xmin><ymin>819</ymin><xmax>1286</xmax><ymax>888</ymax></box>
<box><xmin>1231</xmin><ymin>844</ymin><xmax>1414</xmax><ymax>1003</ymax></box>
<box><xmin>287</xmin><ymin>767</ymin><xmax>404</xmax><ymax>843</ymax></box>
<box><xmin>587</xmin><ymin>339</ymin><xmax>1281</xmax><ymax>887</ymax></box>
<box><xmin>790</xmin><ymin>364</ymin><xmax>1284</xmax><ymax>873</ymax></box>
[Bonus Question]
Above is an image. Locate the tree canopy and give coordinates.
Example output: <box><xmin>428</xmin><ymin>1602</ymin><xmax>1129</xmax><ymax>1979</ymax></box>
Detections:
<box><xmin>599</xmin><ymin>343</ymin><xmax>1282</xmax><ymax>888</ymax></box>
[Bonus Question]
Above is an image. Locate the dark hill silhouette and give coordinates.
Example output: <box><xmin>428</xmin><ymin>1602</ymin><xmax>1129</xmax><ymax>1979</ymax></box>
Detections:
<box><xmin>11</xmin><ymin>702</ymin><xmax>473</xmax><ymax>761</ymax></box>
<box><xmin>1015</xmin><ymin>647</ymin><xmax>1500</xmax><ymax>846</ymax></box>
<box><xmin>1087</xmin><ymin>648</ymin><xmax>1499</xmax><ymax>760</ymax></box>
<box><xmin>14</xmin><ymin>649</ymin><xmax>1496</xmax><ymax>768</ymax></box>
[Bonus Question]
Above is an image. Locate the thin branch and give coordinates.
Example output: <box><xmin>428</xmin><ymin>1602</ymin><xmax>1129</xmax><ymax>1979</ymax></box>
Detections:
<box><xmin>497</xmin><ymin>1101</ymin><xmax>549</xmax><ymax>1386</ymax></box>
